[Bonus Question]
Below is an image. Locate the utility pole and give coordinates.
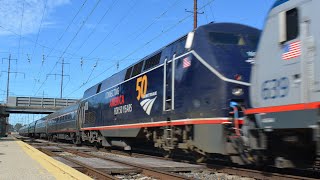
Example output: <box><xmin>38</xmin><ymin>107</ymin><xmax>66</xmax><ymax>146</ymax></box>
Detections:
<box><xmin>47</xmin><ymin>58</ymin><xmax>69</xmax><ymax>98</ymax></box>
<box><xmin>186</xmin><ymin>0</ymin><xmax>204</xmax><ymax>30</ymax></box>
<box><xmin>6</xmin><ymin>54</ymin><xmax>11</xmax><ymax>102</ymax></box>
<box><xmin>2</xmin><ymin>54</ymin><xmax>24</xmax><ymax>102</ymax></box>
<box><xmin>61</xmin><ymin>58</ymin><xmax>65</xmax><ymax>98</ymax></box>
<box><xmin>194</xmin><ymin>0</ymin><xmax>197</xmax><ymax>30</ymax></box>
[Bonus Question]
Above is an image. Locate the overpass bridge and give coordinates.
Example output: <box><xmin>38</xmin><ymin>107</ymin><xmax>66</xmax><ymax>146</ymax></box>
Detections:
<box><xmin>0</xmin><ymin>96</ymin><xmax>79</xmax><ymax>117</ymax></box>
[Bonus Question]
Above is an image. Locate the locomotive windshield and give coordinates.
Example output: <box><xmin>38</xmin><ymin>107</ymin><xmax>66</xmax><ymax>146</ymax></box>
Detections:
<box><xmin>209</xmin><ymin>32</ymin><xmax>245</xmax><ymax>45</ymax></box>
<box><xmin>247</xmin><ymin>35</ymin><xmax>260</xmax><ymax>48</ymax></box>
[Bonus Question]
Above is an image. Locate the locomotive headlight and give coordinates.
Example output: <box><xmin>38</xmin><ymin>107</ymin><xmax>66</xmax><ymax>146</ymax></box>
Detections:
<box><xmin>232</xmin><ymin>87</ymin><xmax>243</xmax><ymax>96</ymax></box>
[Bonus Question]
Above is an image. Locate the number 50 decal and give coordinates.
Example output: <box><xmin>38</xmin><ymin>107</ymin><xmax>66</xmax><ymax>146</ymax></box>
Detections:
<box><xmin>136</xmin><ymin>75</ymin><xmax>148</xmax><ymax>100</ymax></box>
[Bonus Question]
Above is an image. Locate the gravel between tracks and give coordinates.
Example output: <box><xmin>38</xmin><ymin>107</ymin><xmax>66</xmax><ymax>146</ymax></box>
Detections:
<box><xmin>179</xmin><ymin>170</ymin><xmax>256</xmax><ymax>180</ymax></box>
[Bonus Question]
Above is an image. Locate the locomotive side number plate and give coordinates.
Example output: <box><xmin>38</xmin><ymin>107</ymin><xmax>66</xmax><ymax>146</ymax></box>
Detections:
<box><xmin>261</xmin><ymin>77</ymin><xmax>289</xmax><ymax>100</ymax></box>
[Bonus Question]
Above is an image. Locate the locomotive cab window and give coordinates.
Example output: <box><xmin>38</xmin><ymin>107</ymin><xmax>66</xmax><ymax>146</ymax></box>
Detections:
<box><xmin>131</xmin><ymin>61</ymin><xmax>144</xmax><ymax>77</ymax></box>
<box><xmin>125</xmin><ymin>67</ymin><xmax>132</xmax><ymax>80</ymax></box>
<box><xmin>209</xmin><ymin>32</ymin><xmax>245</xmax><ymax>45</ymax></box>
<box><xmin>96</xmin><ymin>83</ymin><xmax>102</xmax><ymax>94</ymax></box>
<box><xmin>279</xmin><ymin>8</ymin><xmax>299</xmax><ymax>43</ymax></box>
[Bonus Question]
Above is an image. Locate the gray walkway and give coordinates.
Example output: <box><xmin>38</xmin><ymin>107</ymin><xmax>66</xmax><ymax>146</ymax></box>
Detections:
<box><xmin>0</xmin><ymin>136</ymin><xmax>55</xmax><ymax>180</ymax></box>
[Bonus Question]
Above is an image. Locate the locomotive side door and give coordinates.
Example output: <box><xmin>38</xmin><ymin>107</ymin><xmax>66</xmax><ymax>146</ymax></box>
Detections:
<box><xmin>163</xmin><ymin>54</ymin><xmax>176</xmax><ymax>112</ymax></box>
<box><xmin>77</xmin><ymin>102</ymin><xmax>87</xmax><ymax>130</ymax></box>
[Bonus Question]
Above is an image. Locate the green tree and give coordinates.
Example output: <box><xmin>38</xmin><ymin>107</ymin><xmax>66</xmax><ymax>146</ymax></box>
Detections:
<box><xmin>7</xmin><ymin>124</ymin><xmax>14</xmax><ymax>132</ymax></box>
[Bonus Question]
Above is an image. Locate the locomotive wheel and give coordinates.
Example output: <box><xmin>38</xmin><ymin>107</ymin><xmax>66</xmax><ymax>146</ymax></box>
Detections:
<box><xmin>225</xmin><ymin>138</ymin><xmax>251</xmax><ymax>165</ymax></box>
<box><xmin>52</xmin><ymin>135</ymin><xmax>58</xmax><ymax>142</ymax></box>
<box><xmin>162</xmin><ymin>150</ymin><xmax>172</xmax><ymax>158</ymax></box>
<box><xmin>72</xmin><ymin>135</ymin><xmax>81</xmax><ymax>146</ymax></box>
<box><xmin>192</xmin><ymin>151</ymin><xmax>207</xmax><ymax>163</ymax></box>
<box><xmin>94</xmin><ymin>141</ymin><xmax>103</xmax><ymax>150</ymax></box>
<box><xmin>194</xmin><ymin>154</ymin><xmax>206</xmax><ymax>163</ymax></box>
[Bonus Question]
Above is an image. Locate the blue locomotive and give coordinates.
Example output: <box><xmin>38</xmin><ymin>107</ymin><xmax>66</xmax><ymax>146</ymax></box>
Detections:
<box><xmin>20</xmin><ymin>22</ymin><xmax>260</xmax><ymax>162</ymax></box>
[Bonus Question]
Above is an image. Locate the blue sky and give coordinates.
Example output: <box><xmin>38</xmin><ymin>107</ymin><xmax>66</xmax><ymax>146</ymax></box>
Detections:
<box><xmin>0</xmin><ymin>0</ymin><xmax>275</xmax><ymax>125</ymax></box>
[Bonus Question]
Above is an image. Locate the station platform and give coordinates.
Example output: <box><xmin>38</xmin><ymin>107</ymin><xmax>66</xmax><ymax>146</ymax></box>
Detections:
<box><xmin>0</xmin><ymin>135</ymin><xmax>91</xmax><ymax>180</ymax></box>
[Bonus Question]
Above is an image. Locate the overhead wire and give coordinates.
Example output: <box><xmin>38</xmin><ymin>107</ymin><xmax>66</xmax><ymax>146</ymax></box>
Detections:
<box><xmin>131</xmin><ymin>0</ymin><xmax>182</xmax><ymax>41</ymax></box>
<box><xmin>34</xmin><ymin>0</ymin><xmax>102</xmax><ymax>97</ymax></box>
<box><xmin>30</xmin><ymin>0</ymin><xmax>48</xmax><ymax>60</ymax></box>
<box><xmin>31</xmin><ymin>0</ymin><xmax>88</xmax><ymax>93</ymax></box>
<box><xmin>71</xmin><ymin>0</ymin><xmax>119</xmax><ymax>56</ymax></box>
<box><xmin>30</xmin><ymin>0</ymin><xmax>48</xmax><ymax>92</ymax></box>
<box><xmin>86</xmin><ymin>0</ymin><xmax>139</xmax><ymax>57</ymax></box>
<box><xmin>0</xmin><ymin>25</ymin><xmax>83</xmax><ymax>59</ymax></box>
<box><xmin>97</xmin><ymin>0</ymin><xmax>181</xmax><ymax>64</ymax></box>
<box><xmin>208</xmin><ymin>0</ymin><xmax>215</xmax><ymax>22</ymax></box>
<box><xmin>18</xmin><ymin>0</ymin><xmax>25</xmax><ymax>64</ymax></box>
<box><xmin>65</xmin><ymin>0</ymin><xmax>215</xmax><ymax>98</ymax></box>
<box><xmin>65</xmin><ymin>0</ymin><xmax>139</xmax><ymax>96</ymax></box>
<box><xmin>45</xmin><ymin>0</ymin><xmax>88</xmax><ymax>59</ymax></box>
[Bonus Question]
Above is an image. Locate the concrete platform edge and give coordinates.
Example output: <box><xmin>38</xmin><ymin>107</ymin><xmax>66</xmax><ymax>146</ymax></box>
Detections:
<box><xmin>15</xmin><ymin>139</ymin><xmax>92</xmax><ymax>180</ymax></box>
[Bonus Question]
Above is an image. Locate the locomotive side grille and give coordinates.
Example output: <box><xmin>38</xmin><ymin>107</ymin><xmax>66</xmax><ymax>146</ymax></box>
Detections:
<box><xmin>85</xmin><ymin>112</ymin><xmax>96</xmax><ymax>124</ymax></box>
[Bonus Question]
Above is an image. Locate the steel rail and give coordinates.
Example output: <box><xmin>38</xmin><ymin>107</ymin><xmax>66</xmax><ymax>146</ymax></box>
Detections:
<box><xmin>59</xmin><ymin>147</ymin><xmax>191</xmax><ymax>180</ymax></box>
<box><xmin>19</xmin><ymin>135</ymin><xmax>320</xmax><ymax>180</ymax></box>
<box><xmin>38</xmin><ymin>147</ymin><xmax>117</xmax><ymax>180</ymax></box>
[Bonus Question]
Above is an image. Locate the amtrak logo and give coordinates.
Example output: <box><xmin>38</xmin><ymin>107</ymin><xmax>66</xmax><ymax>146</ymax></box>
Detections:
<box><xmin>140</xmin><ymin>96</ymin><xmax>157</xmax><ymax>115</ymax></box>
<box><xmin>136</xmin><ymin>75</ymin><xmax>157</xmax><ymax>115</ymax></box>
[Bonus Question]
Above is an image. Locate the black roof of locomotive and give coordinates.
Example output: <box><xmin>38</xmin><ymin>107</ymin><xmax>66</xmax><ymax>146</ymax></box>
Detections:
<box><xmin>82</xmin><ymin>22</ymin><xmax>260</xmax><ymax>99</ymax></box>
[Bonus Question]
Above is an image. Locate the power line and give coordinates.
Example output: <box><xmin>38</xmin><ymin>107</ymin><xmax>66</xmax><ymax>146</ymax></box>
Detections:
<box><xmin>71</xmin><ymin>0</ymin><xmax>119</xmax><ymax>56</ymax></box>
<box><xmin>0</xmin><ymin>25</ymin><xmax>83</xmax><ymax>59</ymax></box>
<box><xmin>34</xmin><ymin>0</ymin><xmax>102</xmax><ymax>96</ymax></box>
<box><xmin>31</xmin><ymin>0</ymin><xmax>89</xmax><ymax>94</ymax></box>
<box><xmin>108</xmin><ymin>0</ymin><xmax>183</xmax><ymax>60</ymax></box>
<box><xmin>208</xmin><ymin>0</ymin><xmax>215</xmax><ymax>22</ymax></box>
<box><xmin>130</xmin><ymin>0</ymin><xmax>182</xmax><ymax>41</ymax></box>
<box><xmin>64</xmin><ymin>0</ymin><xmax>139</xmax><ymax>96</ymax></box>
<box><xmin>65</xmin><ymin>0</ymin><xmax>215</xmax><ymax>98</ymax></box>
<box><xmin>57</xmin><ymin>0</ymin><xmax>101</xmax><ymax>58</ymax></box>
<box><xmin>45</xmin><ymin>0</ymin><xmax>88</xmax><ymax>59</ymax></box>
<box><xmin>86</xmin><ymin>0</ymin><xmax>138</xmax><ymax>57</ymax></box>
<box><xmin>18</xmin><ymin>0</ymin><xmax>25</xmax><ymax>62</ymax></box>
<box><xmin>84</xmin><ymin>60</ymin><xmax>98</xmax><ymax>84</ymax></box>
<box><xmin>30</xmin><ymin>0</ymin><xmax>48</xmax><ymax>60</ymax></box>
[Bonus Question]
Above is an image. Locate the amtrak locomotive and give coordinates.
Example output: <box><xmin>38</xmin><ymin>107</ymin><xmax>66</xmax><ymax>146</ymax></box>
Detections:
<box><xmin>20</xmin><ymin>22</ymin><xmax>260</xmax><ymax>162</ymax></box>
<box><xmin>242</xmin><ymin>0</ymin><xmax>320</xmax><ymax>169</ymax></box>
<box><xmin>19</xmin><ymin>0</ymin><xmax>320</xmax><ymax>171</ymax></box>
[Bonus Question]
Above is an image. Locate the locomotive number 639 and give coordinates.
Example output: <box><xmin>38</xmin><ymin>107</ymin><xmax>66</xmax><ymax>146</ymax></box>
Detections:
<box><xmin>261</xmin><ymin>77</ymin><xmax>289</xmax><ymax>100</ymax></box>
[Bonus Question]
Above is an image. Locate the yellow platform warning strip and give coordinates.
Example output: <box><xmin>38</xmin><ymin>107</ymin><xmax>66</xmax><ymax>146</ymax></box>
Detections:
<box><xmin>16</xmin><ymin>139</ymin><xmax>92</xmax><ymax>180</ymax></box>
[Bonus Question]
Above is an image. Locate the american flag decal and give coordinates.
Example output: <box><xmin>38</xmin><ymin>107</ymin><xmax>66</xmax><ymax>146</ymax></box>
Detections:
<box><xmin>282</xmin><ymin>41</ymin><xmax>301</xmax><ymax>60</ymax></box>
<box><xmin>183</xmin><ymin>57</ymin><xmax>191</xmax><ymax>68</ymax></box>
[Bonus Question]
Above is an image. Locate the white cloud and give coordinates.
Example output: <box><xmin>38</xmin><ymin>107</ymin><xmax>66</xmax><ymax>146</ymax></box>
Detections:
<box><xmin>0</xmin><ymin>0</ymin><xmax>70</xmax><ymax>36</ymax></box>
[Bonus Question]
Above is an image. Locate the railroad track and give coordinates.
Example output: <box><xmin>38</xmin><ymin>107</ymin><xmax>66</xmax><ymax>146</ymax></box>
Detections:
<box><xmin>45</xmin><ymin>146</ymin><xmax>192</xmax><ymax>180</ymax></box>
<box><xmin>18</xmin><ymin>136</ymin><xmax>320</xmax><ymax>180</ymax></box>
<box><xmin>205</xmin><ymin>163</ymin><xmax>318</xmax><ymax>180</ymax></box>
<box><xmin>19</xmin><ymin>137</ymin><xmax>191</xmax><ymax>179</ymax></box>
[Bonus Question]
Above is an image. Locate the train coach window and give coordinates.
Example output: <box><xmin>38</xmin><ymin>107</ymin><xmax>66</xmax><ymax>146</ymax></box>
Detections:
<box><xmin>131</xmin><ymin>61</ymin><xmax>144</xmax><ymax>77</ymax></box>
<box><xmin>279</xmin><ymin>8</ymin><xmax>299</xmax><ymax>43</ymax></box>
<box><xmin>209</xmin><ymin>32</ymin><xmax>245</xmax><ymax>45</ymax></box>
<box><xmin>125</xmin><ymin>67</ymin><xmax>132</xmax><ymax>80</ymax></box>
<box><xmin>144</xmin><ymin>52</ymin><xmax>161</xmax><ymax>71</ymax></box>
